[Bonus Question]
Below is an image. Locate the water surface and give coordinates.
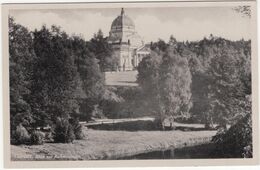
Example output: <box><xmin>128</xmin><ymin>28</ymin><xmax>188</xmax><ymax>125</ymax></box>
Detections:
<box><xmin>117</xmin><ymin>143</ymin><xmax>218</xmax><ymax>159</ymax></box>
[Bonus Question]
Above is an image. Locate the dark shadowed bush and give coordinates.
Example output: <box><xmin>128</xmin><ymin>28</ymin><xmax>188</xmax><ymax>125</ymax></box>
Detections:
<box><xmin>73</xmin><ymin>123</ymin><xmax>84</xmax><ymax>140</ymax></box>
<box><xmin>30</xmin><ymin>130</ymin><xmax>45</xmax><ymax>145</ymax></box>
<box><xmin>211</xmin><ymin>113</ymin><xmax>252</xmax><ymax>158</ymax></box>
<box><xmin>53</xmin><ymin>117</ymin><xmax>75</xmax><ymax>143</ymax></box>
<box><xmin>44</xmin><ymin>131</ymin><xmax>54</xmax><ymax>142</ymax></box>
<box><xmin>12</xmin><ymin>124</ymin><xmax>30</xmax><ymax>145</ymax></box>
<box><xmin>70</xmin><ymin>118</ymin><xmax>85</xmax><ymax>140</ymax></box>
<box><xmin>101</xmin><ymin>86</ymin><xmax>152</xmax><ymax>119</ymax></box>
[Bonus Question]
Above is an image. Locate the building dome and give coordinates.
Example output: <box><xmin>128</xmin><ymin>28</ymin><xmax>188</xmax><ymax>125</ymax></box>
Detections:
<box><xmin>107</xmin><ymin>8</ymin><xmax>149</xmax><ymax>72</ymax></box>
<box><xmin>108</xmin><ymin>8</ymin><xmax>143</xmax><ymax>47</ymax></box>
<box><xmin>111</xmin><ymin>8</ymin><xmax>135</xmax><ymax>29</ymax></box>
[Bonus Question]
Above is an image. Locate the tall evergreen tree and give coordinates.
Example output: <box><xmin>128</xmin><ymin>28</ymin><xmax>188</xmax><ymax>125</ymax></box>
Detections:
<box><xmin>9</xmin><ymin>17</ymin><xmax>35</xmax><ymax>132</ymax></box>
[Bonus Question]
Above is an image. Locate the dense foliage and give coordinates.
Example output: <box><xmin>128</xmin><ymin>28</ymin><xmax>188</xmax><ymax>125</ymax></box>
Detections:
<box><xmin>71</xmin><ymin>35</ymin><xmax>106</xmax><ymax>121</ymax></box>
<box><xmin>88</xmin><ymin>29</ymin><xmax>119</xmax><ymax>72</ymax></box>
<box><xmin>138</xmin><ymin>39</ymin><xmax>193</xmax><ymax>129</ymax></box>
<box><xmin>9</xmin><ymin>17</ymin><xmax>35</xmax><ymax>138</ymax></box>
<box><xmin>53</xmin><ymin>117</ymin><xmax>75</xmax><ymax>143</ymax></box>
<box><xmin>138</xmin><ymin>35</ymin><xmax>252</xmax><ymax>156</ymax></box>
<box><xmin>138</xmin><ymin>36</ymin><xmax>251</xmax><ymax>129</ymax></box>
<box><xmin>9</xmin><ymin>18</ymin><xmax>109</xmax><ymax>144</ymax></box>
<box><xmin>212</xmin><ymin>109</ymin><xmax>252</xmax><ymax>158</ymax></box>
<box><xmin>100</xmin><ymin>86</ymin><xmax>147</xmax><ymax>119</ymax></box>
<box><xmin>30</xmin><ymin>25</ymin><xmax>81</xmax><ymax>127</ymax></box>
<box><xmin>158</xmin><ymin>45</ymin><xmax>192</xmax><ymax>129</ymax></box>
<box><xmin>9</xmin><ymin>14</ymin><xmax>252</xmax><ymax>154</ymax></box>
<box><xmin>12</xmin><ymin>124</ymin><xmax>30</xmax><ymax>145</ymax></box>
<box><xmin>30</xmin><ymin>130</ymin><xmax>45</xmax><ymax>145</ymax></box>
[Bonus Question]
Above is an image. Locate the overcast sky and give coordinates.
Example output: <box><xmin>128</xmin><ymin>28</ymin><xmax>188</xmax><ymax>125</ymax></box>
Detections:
<box><xmin>10</xmin><ymin>7</ymin><xmax>251</xmax><ymax>42</ymax></box>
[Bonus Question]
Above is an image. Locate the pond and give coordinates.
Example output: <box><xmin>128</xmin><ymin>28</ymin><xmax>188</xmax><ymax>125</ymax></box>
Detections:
<box><xmin>117</xmin><ymin>143</ymin><xmax>219</xmax><ymax>160</ymax></box>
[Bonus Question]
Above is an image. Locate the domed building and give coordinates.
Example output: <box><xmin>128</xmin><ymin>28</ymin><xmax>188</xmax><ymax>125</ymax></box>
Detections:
<box><xmin>108</xmin><ymin>8</ymin><xmax>150</xmax><ymax>71</ymax></box>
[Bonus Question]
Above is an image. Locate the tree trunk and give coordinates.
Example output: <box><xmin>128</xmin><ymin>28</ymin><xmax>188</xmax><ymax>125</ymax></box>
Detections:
<box><xmin>158</xmin><ymin>117</ymin><xmax>165</xmax><ymax>131</ymax></box>
<box><xmin>205</xmin><ymin>116</ymin><xmax>214</xmax><ymax>130</ymax></box>
<box><xmin>169</xmin><ymin>116</ymin><xmax>175</xmax><ymax>130</ymax></box>
<box><xmin>161</xmin><ymin>119</ymin><xmax>165</xmax><ymax>131</ymax></box>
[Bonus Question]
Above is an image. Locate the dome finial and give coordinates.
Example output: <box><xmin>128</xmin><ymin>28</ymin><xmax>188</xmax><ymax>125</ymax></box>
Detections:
<box><xmin>121</xmin><ymin>8</ymin><xmax>125</xmax><ymax>15</ymax></box>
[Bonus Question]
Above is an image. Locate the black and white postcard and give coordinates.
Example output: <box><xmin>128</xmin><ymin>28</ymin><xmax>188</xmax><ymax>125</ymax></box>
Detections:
<box><xmin>1</xmin><ymin>0</ymin><xmax>259</xmax><ymax>168</ymax></box>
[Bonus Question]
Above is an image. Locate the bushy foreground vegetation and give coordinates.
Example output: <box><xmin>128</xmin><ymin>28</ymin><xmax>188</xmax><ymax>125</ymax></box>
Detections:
<box><xmin>10</xmin><ymin>13</ymin><xmax>252</xmax><ymax>156</ymax></box>
<box><xmin>212</xmin><ymin>112</ymin><xmax>252</xmax><ymax>158</ymax></box>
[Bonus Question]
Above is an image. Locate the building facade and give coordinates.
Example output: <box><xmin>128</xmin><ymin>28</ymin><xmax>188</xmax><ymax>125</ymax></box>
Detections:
<box><xmin>108</xmin><ymin>8</ymin><xmax>150</xmax><ymax>71</ymax></box>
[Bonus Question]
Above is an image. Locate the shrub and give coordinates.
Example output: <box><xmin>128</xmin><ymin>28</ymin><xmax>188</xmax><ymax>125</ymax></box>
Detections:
<box><xmin>66</xmin><ymin>124</ymin><xmax>75</xmax><ymax>143</ymax></box>
<box><xmin>30</xmin><ymin>130</ymin><xmax>45</xmax><ymax>145</ymax></box>
<box><xmin>12</xmin><ymin>124</ymin><xmax>30</xmax><ymax>145</ymax></box>
<box><xmin>70</xmin><ymin>118</ymin><xmax>85</xmax><ymax>140</ymax></box>
<box><xmin>100</xmin><ymin>86</ymin><xmax>150</xmax><ymax>119</ymax></box>
<box><xmin>53</xmin><ymin>117</ymin><xmax>75</xmax><ymax>143</ymax></box>
<box><xmin>44</xmin><ymin>131</ymin><xmax>54</xmax><ymax>142</ymax></box>
<box><xmin>211</xmin><ymin>113</ymin><xmax>252</xmax><ymax>158</ymax></box>
<box><xmin>73</xmin><ymin>123</ymin><xmax>84</xmax><ymax>140</ymax></box>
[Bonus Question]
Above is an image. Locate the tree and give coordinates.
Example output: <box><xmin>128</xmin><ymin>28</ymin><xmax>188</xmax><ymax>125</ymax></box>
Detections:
<box><xmin>88</xmin><ymin>29</ymin><xmax>118</xmax><ymax>72</ymax></box>
<box><xmin>30</xmin><ymin>25</ymin><xmax>81</xmax><ymax>127</ymax></box>
<box><xmin>190</xmin><ymin>71</ymin><xmax>215</xmax><ymax>128</ymax></box>
<box><xmin>138</xmin><ymin>37</ymin><xmax>193</xmax><ymax>130</ymax></box>
<box><xmin>9</xmin><ymin>17</ymin><xmax>35</xmax><ymax>135</ymax></box>
<box><xmin>185</xmin><ymin>37</ymin><xmax>251</xmax><ymax>128</ymax></box>
<box><xmin>150</xmin><ymin>39</ymin><xmax>168</xmax><ymax>53</ymax></box>
<box><xmin>212</xmin><ymin>103</ymin><xmax>252</xmax><ymax>158</ymax></box>
<box><xmin>158</xmin><ymin>45</ymin><xmax>192</xmax><ymax>129</ymax></box>
<box><xmin>137</xmin><ymin>51</ymin><xmax>162</xmax><ymax>118</ymax></box>
<box><xmin>137</xmin><ymin>51</ymin><xmax>162</xmax><ymax>96</ymax></box>
<box><xmin>71</xmin><ymin>35</ymin><xmax>106</xmax><ymax>121</ymax></box>
<box><xmin>206</xmin><ymin>46</ymin><xmax>250</xmax><ymax>128</ymax></box>
<box><xmin>168</xmin><ymin>35</ymin><xmax>177</xmax><ymax>46</ymax></box>
<box><xmin>234</xmin><ymin>6</ymin><xmax>251</xmax><ymax>17</ymax></box>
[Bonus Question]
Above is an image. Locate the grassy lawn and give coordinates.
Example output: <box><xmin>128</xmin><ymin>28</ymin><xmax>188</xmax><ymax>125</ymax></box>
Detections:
<box><xmin>105</xmin><ymin>71</ymin><xmax>138</xmax><ymax>86</ymax></box>
<box><xmin>11</xmin><ymin>127</ymin><xmax>217</xmax><ymax>160</ymax></box>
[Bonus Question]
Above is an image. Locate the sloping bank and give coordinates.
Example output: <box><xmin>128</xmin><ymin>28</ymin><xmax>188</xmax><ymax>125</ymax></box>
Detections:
<box><xmin>11</xmin><ymin>128</ymin><xmax>217</xmax><ymax>160</ymax></box>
